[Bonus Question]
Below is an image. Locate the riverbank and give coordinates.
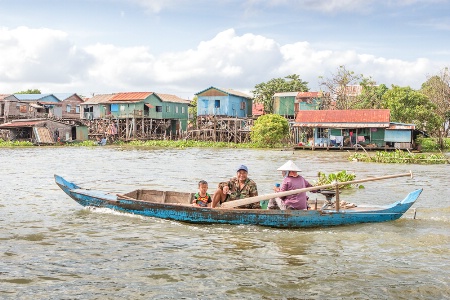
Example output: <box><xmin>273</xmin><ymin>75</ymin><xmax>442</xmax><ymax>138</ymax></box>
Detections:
<box><xmin>1</xmin><ymin>137</ymin><xmax>449</xmax><ymax>154</ymax></box>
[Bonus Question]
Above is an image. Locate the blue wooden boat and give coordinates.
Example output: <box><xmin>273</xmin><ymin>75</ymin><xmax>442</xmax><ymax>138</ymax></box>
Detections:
<box><xmin>54</xmin><ymin>174</ymin><xmax>422</xmax><ymax>228</ymax></box>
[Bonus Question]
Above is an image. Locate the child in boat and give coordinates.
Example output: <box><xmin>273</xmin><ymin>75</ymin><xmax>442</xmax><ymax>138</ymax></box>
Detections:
<box><xmin>192</xmin><ymin>180</ymin><xmax>212</xmax><ymax>207</ymax></box>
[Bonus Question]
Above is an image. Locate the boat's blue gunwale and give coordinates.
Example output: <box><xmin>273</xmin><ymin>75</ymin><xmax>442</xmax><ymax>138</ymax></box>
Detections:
<box><xmin>55</xmin><ymin>174</ymin><xmax>422</xmax><ymax>228</ymax></box>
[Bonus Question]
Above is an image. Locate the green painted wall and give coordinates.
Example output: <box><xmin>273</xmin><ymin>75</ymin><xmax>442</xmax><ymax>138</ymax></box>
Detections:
<box><xmin>299</xmin><ymin>99</ymin><xmax>321</xmax><ymax>110</ymax></box>
<box><xmin>106</xmin><ymin>95</ymin><xmax>189</xmax><ymax>131</ymax></box>
<box><xmin>370</xmin><ymin>128</ymin><xmax>385</xmax><ymax>147</ymax></box>
<box><xmin>330</xmin><ymin>129</ymin><xmax>342</xmax><ymax>136</ymax></box>
<box><xmin>273</xmin><ymin>96</ymin><xmax>295</xmax><ymax>116</ymax></box>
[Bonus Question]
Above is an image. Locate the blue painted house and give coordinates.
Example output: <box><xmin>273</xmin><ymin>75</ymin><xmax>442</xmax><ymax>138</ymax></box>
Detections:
<box><xmin>195</xmin><ymin>87</ymin><xmax>253</xmax><ymax>118</ymax></box>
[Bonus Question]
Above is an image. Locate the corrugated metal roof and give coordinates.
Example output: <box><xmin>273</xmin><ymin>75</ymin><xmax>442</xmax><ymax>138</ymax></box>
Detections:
<box><xmin>14</xmin><ymin>94</ymin><xmax>54</xmax><ymax>101</ymax></box>
<box><xmin>294</xmin><ymin>109</ymin><xmax>391</xmax><ymax>128</ymax></box>
<box><xmin>297</xmin><ymin>92</ymin><xmax>322</xmax><ymax>98</ymax></box>
<box><xmin>39</xmin><ymin>101</ymin><xmax>61</xmax><ymax>106</ymax></box>
<box><xmin>111</xmin><ymin>92</ymin><xmax>153</xmax><ymax>101</ymax></box>
<box><xmin>218</xmin><ymin>87</ymin><xmax>252</xmax><ymax>99</ymax></box>
<box><xmin>195</xmin><ymin>86</ymin><xmax>252</xmax><ymax>99</ymax></box>
<box><xmin>30</xmin><ymin>103</ymin><xmax>44</xmax><ymax>108</ymax></box>
<box><xmin>156</xmin><ymin>93</ymin><xmax>190</xmax><ymax>104</ymax></box>
<box><xmin>83</xmin><ymin>94</ymin><xmax>116</xmax><ymax>104</ymax></box>
<box><xmin>0</xmin><ymin>120</ymin><xmax>46</xmax><ymax>128</ymax></box>
<box><xmin>0</xmin><ymin>94</ymin><xmax>11</xmax><ymax>100</ymax></box>
<box><xmin>387</xmin><ymin>122</ymin><xmax>415</xmax><ymax>130</ymax></box>
<box><xmin>53</xmin><ymin>93</ymin><xmax>76</xmax><ymax>101</ymax></box>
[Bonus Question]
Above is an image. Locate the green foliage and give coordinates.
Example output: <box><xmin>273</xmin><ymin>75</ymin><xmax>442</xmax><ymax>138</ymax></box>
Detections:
<box><xmin>252</xmin><ymin>74</ymin><xmax>309</xmax><ymax>114</ymax></box>
<box><xmin>354</xmin><ymin>82</ymin><xmax>388</xmax><ymax>109</ymax></box>
<box><xmin>315</xmin><ymin>170</ymin><xmax>363</xmax><ymax>189</ymax></box>
<box><xmin>250</xmin><ymin>114</ymin><xmax>289</xmax><ymax>147</ymax></box>
<box><xmin>381</xmin><ymin>86</ymin><xmax>442</xmax><ymax>134</ymax></box>
<box><xmin>15</xmin><ymin>89</ymin><xmax>41</xmax><ymax>94</ymax></box>
<box><xmin>349</xmin><ymin>150</ymin><xmax>449</xmax><ymax>164</ymax></box>
<box><xmin>416</xmin><ymin>137</ymin><xmax>450</xmax><ymax>152</ymax></box>
<box><xmin>420</xmin><ymin>69</ymin><xmax>450</xmax><ymax>147</ymax></box>
<box><xmin>0</xmin><ymin>139</ymin><xmax>34</xmax><ymax>147</ymax></box>
<box><xmin>113</xmin><ymin>139</ymin><xmax>260</xmax><ymax>149</ymax></box>
<box><xmin>64</xmin><ymin>140</ymin><xmax>99</xmax><ymax>147</ymax></box>
<box><xmin>188</xmin><ymin>96</ymin><xmax>198</xmax><ymax>128</ymax></box>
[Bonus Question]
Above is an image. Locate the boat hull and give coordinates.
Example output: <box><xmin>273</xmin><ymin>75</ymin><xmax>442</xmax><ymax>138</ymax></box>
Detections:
<box><xmin>55</xmin><ymin>175</ymin><xmax>422</xmax><ymax>228</ymax></box>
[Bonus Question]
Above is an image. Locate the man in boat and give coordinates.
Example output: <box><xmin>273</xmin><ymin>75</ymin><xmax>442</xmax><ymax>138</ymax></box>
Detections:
<box><xmin>267</xmin><ymin>160</ymin><xmax>312</xmax><ymax>210</ymax></box>
<box><xmin>211</xmin><ymin>165</ymin><xmax>259</xmax><ymax>209</ymax></box>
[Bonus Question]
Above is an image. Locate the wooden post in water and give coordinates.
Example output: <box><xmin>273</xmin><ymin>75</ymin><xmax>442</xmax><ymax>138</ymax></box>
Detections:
<box><xmin>335</xmin><ymin>182</ymin><xmax>340</xmax><ymax>212</ymax></box>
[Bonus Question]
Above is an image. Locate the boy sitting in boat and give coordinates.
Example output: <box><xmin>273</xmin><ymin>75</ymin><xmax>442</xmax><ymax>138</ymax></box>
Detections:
<box><xmin>192</xmin><ymin>180</ymin><xmax>212</xmax><ymax>207</ymax></box>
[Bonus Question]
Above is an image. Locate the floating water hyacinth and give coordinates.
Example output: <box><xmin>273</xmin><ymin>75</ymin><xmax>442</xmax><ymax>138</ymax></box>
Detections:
<box><xmin>315</xmin><ymin>170</ymin><xmax>364</xmax><ymax>189</ymax></box>
<box><xmin>348</xmin><ymin>150</ymin><xmax>449</xmax><ymax>164</ymax></box>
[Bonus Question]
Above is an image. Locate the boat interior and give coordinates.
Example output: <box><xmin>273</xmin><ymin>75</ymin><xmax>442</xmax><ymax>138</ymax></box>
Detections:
<box><xmin>122</xmin><ymin>189</ymin><xmax>195</xmax><ymax>204</ymax></box>
<box><xmin>119</xmin><ymin>189</ymin><xmax>351</xmax><ymax>210</ymax></box>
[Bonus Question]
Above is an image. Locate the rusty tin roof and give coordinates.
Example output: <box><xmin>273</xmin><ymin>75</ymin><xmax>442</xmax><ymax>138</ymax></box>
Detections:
<box><xmin>110</xmin><ymin>92</ymin><xmax>153</xmax><ymax>102</ymax></box>
<box><xmin>294</xmin><ymin>109</ymin><xmax>391</xmax><ymax>128</ymax></box>
<box><xmin>155</xmin><ymin>93</ymin><xmax>190</xmax><ymax>104</ymax></box>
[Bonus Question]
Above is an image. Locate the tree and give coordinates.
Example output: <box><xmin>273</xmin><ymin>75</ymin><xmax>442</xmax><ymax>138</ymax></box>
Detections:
<box><xmin>15</xmin><ymin>89</ymin><xmax>41</xmax><ymax>94</ymax></box>
<box><xmin>250</xmin><ymin>114</ymin><xmax>289</xmax><ymax>147</ymax></box>
<box><xmin>353</xmin><ymin>79</ymin><xmax>388</xmax><ymax>109</ymax></box>
<box><xmin>319</xmin><ymin>65</ymin><xmax>362</xmax><ymax>109</ymax></box>
<box><xmin>252</xmin><ymin>74</ymin><xmax>309</xmax><ymax>114</ymax></box>
<box><xmin>188</xmin><ymin>96</ymin><xmax>198</xmax><ymax>129</ymax></box>
<box><xmin>381</xmin><ymin>85</ymin><xmax>441</xmax><ymax>134</ymax></box>
<box><xmin>420</xmin><ymin>67</ymin><xmax>450</xmax><ymax>148</ymax></box>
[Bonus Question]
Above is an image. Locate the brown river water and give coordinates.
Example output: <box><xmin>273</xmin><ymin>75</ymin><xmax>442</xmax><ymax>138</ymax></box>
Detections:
<box><xmin>1</xmin><ymin>147</ymin><xmax>449</xmax><ymax>299</ymax></box>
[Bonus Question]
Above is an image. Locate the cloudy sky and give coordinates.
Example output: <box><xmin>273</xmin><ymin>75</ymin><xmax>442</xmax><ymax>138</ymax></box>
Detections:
<box><xmin>1</xmin><ymin>0</ymin><xmax>449</xmax><ymax>99</ymax></box>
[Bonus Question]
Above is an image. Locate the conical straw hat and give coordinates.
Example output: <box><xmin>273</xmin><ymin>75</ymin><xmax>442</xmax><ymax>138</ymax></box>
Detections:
<box><xmin>277</xmin><ymin>160</ymin><xmax>302</xmax><ymax>172</ymax></box>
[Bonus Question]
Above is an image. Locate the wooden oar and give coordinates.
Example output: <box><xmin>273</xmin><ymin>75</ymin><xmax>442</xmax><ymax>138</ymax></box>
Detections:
<box><xmin>220</xmin><ymin>171</ymin><xmax>413</xmax><ymax>209</ymax></box>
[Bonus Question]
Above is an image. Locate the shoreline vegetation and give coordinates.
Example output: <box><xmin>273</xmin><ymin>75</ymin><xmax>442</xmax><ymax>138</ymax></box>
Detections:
<box><xmin>348</xmin><ymin>149</ymin><xmax>449</xmax><ymax>164</ymax></box>
<box><xmin>1</xmin><ymin>138</ymin><xmax>449</xmax><ymax>164</ymax></box>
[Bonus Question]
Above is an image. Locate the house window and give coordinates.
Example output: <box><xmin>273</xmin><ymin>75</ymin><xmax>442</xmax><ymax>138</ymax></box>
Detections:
<box><xmin>76</xmin><ymin>105</ymin><xmax>80</xmax><ymax>113</ymax></box>
<box><xmin>240</xmin><ymin>102</ymin><xmax>246</xmax><ymax>110</ymax></box>
<box><xmin>156</xmin><ymin>106</ymin><xmax>162</xmax><ymax>112</ymax></box>
<box><xmin>182</xmin><ymin>107</ymin><xmax>185</xmax><ymax>114</ymax></box>
<box><xmin>317</xmin><ymin>128</ymin><xmax>328</xmax><ymax>138</ymax></box>
<box><xmin>175</xmin><ymin>106</ymin><xmax>179</xmax><ymax>114</ymax></box>
<box><xmin>166</xmin><ymin>106</ymin><xmax>170</xmax><ymax>112</ymax></box>
<box><xmin>66</xmin><ymin>105</ymin><xmax>71</xmax><ymax>113</ymax></box>
<box><xmin>120</xmin><ymin>105</ymin><xmax>126</xmax><ymax>112</ymax></box>
<box><xmin>215</xmin><ymin>100</ymin><xmax>220</xmax><ymax>108</ymax></box>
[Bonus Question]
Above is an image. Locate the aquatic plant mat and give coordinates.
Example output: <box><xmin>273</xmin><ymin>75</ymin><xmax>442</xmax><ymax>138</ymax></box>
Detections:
<box><xmin>349</xmin><ymin>150</ymin><xmax>449</xmax><ymax>164</ymax></box>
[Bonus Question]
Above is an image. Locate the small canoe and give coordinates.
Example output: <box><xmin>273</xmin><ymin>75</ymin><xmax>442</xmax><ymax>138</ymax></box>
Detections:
<box><xmin>54</xmin><ymin>174</ymin><xmax>422</xmax><ymax>228</ymax></box>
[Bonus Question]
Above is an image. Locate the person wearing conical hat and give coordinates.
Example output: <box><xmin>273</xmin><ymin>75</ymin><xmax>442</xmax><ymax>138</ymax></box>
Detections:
<box><xmin>267</xmin><ymin>160</ymin><xmax>313</xmax><ymax>210</ymax></box>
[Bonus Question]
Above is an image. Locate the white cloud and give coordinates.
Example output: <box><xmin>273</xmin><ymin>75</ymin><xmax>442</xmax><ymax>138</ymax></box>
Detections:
<box><xmin>278</xmin><ymin>41</ymin><xmax>436</xmax><ymax>89</ymax></box>
<box><xmin>0</xmin><ymin>26</ymin><xmax>92</xmax><ymax>91</ymax></box>
<box><xmin>0</xmin><ymin>26</ymin><xmax>442</xmax><ymax>97</ymax></box>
